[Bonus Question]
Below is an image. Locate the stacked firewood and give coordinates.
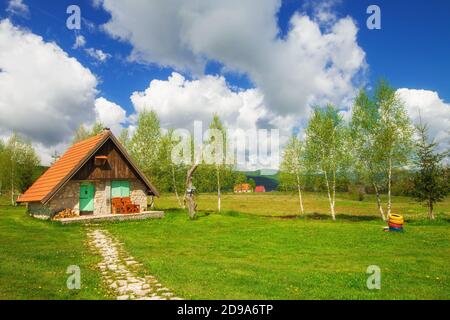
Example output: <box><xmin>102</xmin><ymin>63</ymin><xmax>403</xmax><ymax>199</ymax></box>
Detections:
<box><xmin>52</xmin><ymin>208</ymin><xmax>80</xmax><ymax>220</ymax></box>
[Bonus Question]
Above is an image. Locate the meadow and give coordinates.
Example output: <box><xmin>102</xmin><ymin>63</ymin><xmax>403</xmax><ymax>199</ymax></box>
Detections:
<box><xmin>0</xmin><ymin>197</ymin><xmax>108</xmax><ymax>299</ymax></box>
<box><xmin>0</xmin><ymin>192</ymin><xmax>449</xmax><ymax>299</ymax></box>
<box><xmin>154</xmin><ymin>191</ymin><xmax>450</xmax><ymax>220</ymax></box>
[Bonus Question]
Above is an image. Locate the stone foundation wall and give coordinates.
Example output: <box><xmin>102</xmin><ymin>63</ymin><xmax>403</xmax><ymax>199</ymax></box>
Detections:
<box><xmin>94</xmin><ymin>180</ymin><xmax>111</xmax><ymax>215</ymax></box>
<box><xmin>29</xmin><ymin>179</ymin><xmax>147</xmax><ymax>217</ymax></box>
<box><xmin>48</xmin><ymin>181</ymin><xmax>80</xmax><ymax>214</ymax></box>
<box><xmin>130</xmin><ymin>180</ymin><xmax>147</xmax><ymax>212</ymax></box>
<box><xmin>28</xmin><ymin>202</ymin><xmax>52</xmax><ymax>217</ymax></box>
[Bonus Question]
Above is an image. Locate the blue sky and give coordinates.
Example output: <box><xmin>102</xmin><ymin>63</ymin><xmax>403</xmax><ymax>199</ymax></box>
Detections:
<box><xmin>2</xmin><ymin>0</ymin><xmax>449</xmax><ymax>110</ymax></box>
<box><xmin>0</xmin><ymin>0</ymin><xmax>449</xmax><ymax>165</ymax></box>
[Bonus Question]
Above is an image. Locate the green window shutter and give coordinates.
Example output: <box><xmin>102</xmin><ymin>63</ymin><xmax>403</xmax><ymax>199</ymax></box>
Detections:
<box><xmin>121</xmin><ymin>181</ymin><xmax>130</xmax><ymax>197</ymax></box>
<box><xmin>111</xmin><ymin>181</ymin><xmax>122</xmax><ymax>198</ymax></box>
<box><xmin>112</xmin><ymin>180</ymin><xmax>130</xmax><ymax>197</ymax></box>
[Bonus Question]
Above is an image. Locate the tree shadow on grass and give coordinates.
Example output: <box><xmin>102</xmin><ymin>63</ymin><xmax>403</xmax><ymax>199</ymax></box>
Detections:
<box><xmin>306</xmin><ymin>212</ymin><xmax>380</xmax><ymax>222</ymax></box>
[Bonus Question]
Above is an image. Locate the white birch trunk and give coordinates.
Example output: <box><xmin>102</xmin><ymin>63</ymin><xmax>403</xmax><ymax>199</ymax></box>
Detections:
<box><xmin>323</xmin><ymin>168</ymin><xmax>336</xmax><ymax>220</ymax></box>
<box><xmin>387</xmin><ymin>156</ymin><xmax>392</xmax><ymax>216</ymax></box>
<box><xmin>216</xmin><ymin>166</ymin><xmax>221</xmax><ymax>212</ymax></box>
<box><xmin>373</xmin><ymin>183</ymin><xmax>386</xmax><ymax>221</ymax></box>
<box><xmin>10</xmin><ymin>164</ymin><xmax>14</xmax><ymax>206</ymax></box>
<box><xmin>296</xmin><ymin>173</ymin><xmax>304</xmax><ymax>215</ymax></box>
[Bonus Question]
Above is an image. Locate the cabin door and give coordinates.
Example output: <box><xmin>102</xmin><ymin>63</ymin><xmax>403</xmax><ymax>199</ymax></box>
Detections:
<box><xmin>80</xmin><ymin>182</ymin><xmax>95</xmax><ymax>212</ymax></box>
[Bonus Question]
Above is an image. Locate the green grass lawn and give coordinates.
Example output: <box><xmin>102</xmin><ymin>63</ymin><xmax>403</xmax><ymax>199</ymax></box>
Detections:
<box><xmin>104</xmin><ymin>209</ymin><xmax>450</xmax><ymax>299</ymax></box>
<box><xmin>0</xmin><ymin>198</ymin><xmax>109</xmax><ymax>299</ymax></box>
<box><xmin>0</xmin><ymin>193</ymin><xmax>449</xmax><ymax>299</ymax></box>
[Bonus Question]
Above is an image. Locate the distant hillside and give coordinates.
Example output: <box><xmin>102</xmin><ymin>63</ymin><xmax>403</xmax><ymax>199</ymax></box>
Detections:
<box><xmin>243</xmin><ymin>170</ymin><xmax>279</xmax><ymax>191</ymax></box>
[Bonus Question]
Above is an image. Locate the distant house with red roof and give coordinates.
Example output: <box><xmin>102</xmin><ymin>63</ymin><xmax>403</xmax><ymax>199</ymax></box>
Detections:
<box><xmin>234</xmin><ymin>183</ymin><xmax>252</xmax><ymax>193</ymax></box>
<box><xmin>255</xmin><ymin>185</ymin><xmax>266</xmax><ymax>192</ymax></box>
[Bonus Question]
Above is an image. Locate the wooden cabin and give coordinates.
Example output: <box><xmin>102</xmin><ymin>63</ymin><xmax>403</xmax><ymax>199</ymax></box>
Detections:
<box><xmin>17</xmin><ymin>129</ymin><xmax>159</xmax><ymax>218</ymax></box>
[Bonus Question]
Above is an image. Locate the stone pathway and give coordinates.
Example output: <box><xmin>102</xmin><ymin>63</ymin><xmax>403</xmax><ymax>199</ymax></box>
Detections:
<box><xmin>87</xmin><ymin>228</ymin><xmax>182</xmax><ymax>300</ymax></box>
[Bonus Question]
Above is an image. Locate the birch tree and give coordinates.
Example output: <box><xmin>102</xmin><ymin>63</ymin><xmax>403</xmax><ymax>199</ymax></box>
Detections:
<box><xmin>280</xmin><ymin>135</ymin><xmax>305</xmax><ymax>215</ymax></box>
<box><xmin>1</xmin><ymin>133</ymin><xmax>40</xmax><ymax>205</ymax></box>
<box><xmin>206</xmin><ymin>115</ymin><xmax>226</xmax><ymax>212</ymax></box>
<box><xmin>129</xmin><ymin>110</ymin><xmax>161</xmax><ymax>182</ymax></box>
<box><xmin>72</xmin><ymin>122</ymin><xmax>104</xmax><ymax>144</ymax></box>
<box><xmin>0</xmin><ymin>140</ymin><xmax>5</xmax><ymax>195</ymax></box>
<box><xmin>305</xmin><ymin>105</ymin><xmax>349</xmax><ymax>220</ymax></box>
<box><xmin>350</xmin><ymin>89</ymin><xmax>387</xmax><ymax>220</ymax></box>
<box><xmin>375</xmin><ymin>81</ymin><xmax>414</xmax><ymax>216</ymax></box>
<box><xmin>118</xmin><ymin>128</ymin><xmax>131</xmax><ymax>150</ymax></box>
<box><xmin>161</xmin><ymin>129</ymin><xmax>184</xmax><ymax>208</ymax></box>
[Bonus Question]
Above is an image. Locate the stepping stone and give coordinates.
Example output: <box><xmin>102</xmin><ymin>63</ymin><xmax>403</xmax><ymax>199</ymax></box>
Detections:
<box><xmin>117</xmin><ymin>280</ymin><xmax>127</xmax><ymax>287</ymax></box>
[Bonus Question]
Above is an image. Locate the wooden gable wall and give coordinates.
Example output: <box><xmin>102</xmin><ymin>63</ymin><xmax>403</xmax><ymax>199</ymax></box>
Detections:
<box><xmin>73</xmin><ymin>139</ymin><xmax>142</xmax><ymax>182</ymax></box>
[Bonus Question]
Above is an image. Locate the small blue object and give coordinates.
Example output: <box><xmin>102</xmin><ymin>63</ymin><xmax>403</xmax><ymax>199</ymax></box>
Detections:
<box><xmin>389</xmin><ymin>226</ymin><xmax>404</xmax><ymax>232</ymax></box>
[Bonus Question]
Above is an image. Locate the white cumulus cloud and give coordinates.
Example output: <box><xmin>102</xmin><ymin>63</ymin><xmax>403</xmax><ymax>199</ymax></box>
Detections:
<box><xmin>94</xmin><ymin>97</ymin><xmax>127</xmax><ymax>134</ymax></box>
<box><xmin>130</xmin><ymin>72</ymin><xmax>274</xmax><ymax>131</ymax></box>
<box><xmin>0</xmin><ymin>19</ymin><xmax>127</xmax><ymax>164</ymax></box>
<box><xmin>98</xmin><ymin>0</ymin><xmax>366</xmax><ymax>121</ymax></box>
<box><xmin>397</xmin><ymin>88</ymin><xmax>450</xmax><ymax>152</ymax></box>
<box><xmin>130</xmin><ymin>72</ymin><xmax>291</xmax><ymax>170</ymax></box>
<box><xmin>0</xmin><ymin>19</ymin><xmax>98</xmax><ymax>146</ymax></box>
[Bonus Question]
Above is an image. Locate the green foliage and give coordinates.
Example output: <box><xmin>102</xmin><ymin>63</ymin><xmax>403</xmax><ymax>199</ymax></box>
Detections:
<box><xmin>118</xmin><ymin>128</ymin><xmax>130</xmax><ymax>150</ymax></box>
<box><xmin>72</xmin><ymin>122</ymin><xmax>104</xmax><ymax>144</ymax></box>
<box><xmin>350</xmin><ymin>89</ymin><xmax>385</xmax><ymax>187</ymax></box>
<box><xmin>350</xmin><ymin>81</ymin><xmax>414</xmax><ymax>218</ymax></box>
<box><xmin>412</xmin><ymin>122</ymin><xmax>449</xmax><ymax>218</ymax></box>
<box><xmin>0</xmin><ymin>133</ymin><xmax>40</xmax><ymax>198</ymax></box>
<box><xmin>279</xmin><ymin>135</ymin><xmax>305</xmax><ymax>191</ymax></box>
<box><xmin>305</xmin><ymin>105</ymin><xmax>350</xmax><ymax>175</ymax></box>
<box><xmin>128</xmin><ymin>110</ymin><xmax>162</xmax><ymax>187</ymax></box>
<box><xmin>248</xmin><ymin>178</ymin><xmax>256</xmax><ymax>190</ymax></box>
<box><xmin>375</xmin><ymin>80</ymin><xmax>414</xmax><ymax>169</ymax></box>
<box><xmin>304</xmin><ymin>105</ymin><xmax>350</xmax><ymax>218</ymax></box>
<box><xmin>234</xmin><ymin>172</ymin><xmax>247</xmax><ymax>185</ymax></box>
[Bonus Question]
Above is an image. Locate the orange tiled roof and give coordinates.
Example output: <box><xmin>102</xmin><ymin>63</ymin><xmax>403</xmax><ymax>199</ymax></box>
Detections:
<box><xmin>234</xmin><ymin>183</ymin><xmax>251</xmax><ymax>191</ymax></box>
<box><xmin>16</xmin><ymin>132</ymin><xmax>109</xmax><ymax>203</ymax></box>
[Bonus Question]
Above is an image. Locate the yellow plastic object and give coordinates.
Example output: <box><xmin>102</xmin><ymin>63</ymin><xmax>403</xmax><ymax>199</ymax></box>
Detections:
<box><xmin>389</xmin><ymin>214</ymin><xmax>404</xmax><ymax>224</ymax></box>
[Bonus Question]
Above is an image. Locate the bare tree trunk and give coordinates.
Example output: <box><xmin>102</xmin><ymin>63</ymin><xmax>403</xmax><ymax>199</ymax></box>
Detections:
<box><xmin>332</xmin><ymin>167</ymin><xmax>336</xmax><ymax>217</ymax></box>
<box><xmin>373</xmin><ymin>183</ymin><xmax>386</xmax><ymax>221</ymax></box>
<box><xmin>10</xmin><ymin>165</ymin><xmax>14</xmax><ymax>206</ymax></box>
<box><xmin>216</xmin><ymin>166</ymin><xmax>221</xmax><ymax>212</ymax></box>
<box><xmin>429</xmin><ymin>199</ymin><xmax>435</xmax><ymax>220</ymax></box>
<box><xmin>171</xmin><ymin>164</ymin><xmax>183</xmax><ymax>208</ymax></box>
<box><xmin>323</xmin><ymin>169</ymin><xmax>336</xmax><ymax>220</ymax></box>
<box><xmin>185</xmin><ymin>163</ymin><xmax>199</xmax><ymax>219</ymax></box>
<box><xmin>387</xmin><ymin>157</ymin><xmax>392</xmax><ymax>216</ymax></box>
<box><xmin>296</xmin><ymin>173</ymin><xmax>304</xmax><ymax>215</ymax></box>
<box><xmin>149</xmin><ymin>195</ymin><xmax>155</xmax><ymax>209</ymax></box>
